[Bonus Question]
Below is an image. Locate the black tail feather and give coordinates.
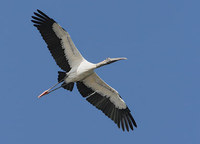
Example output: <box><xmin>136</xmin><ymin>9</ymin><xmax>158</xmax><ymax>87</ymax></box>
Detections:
<box><xmin>58</xmin><ymin>71</ymin><xmax>74</xmax><ymax>91</ymax></box>
<box><xmin>58</xmin><ymin>71</ymin><xmax>66</xmax><ymax>82</ymax></box>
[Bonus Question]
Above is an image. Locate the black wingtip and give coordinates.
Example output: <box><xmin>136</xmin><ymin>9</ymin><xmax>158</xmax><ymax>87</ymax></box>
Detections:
<box><xmin>128</xmin><ymin>113</ymin><xmax>137</xmax><ymax>128</ymax></box>
<box><xmin>36</xmin><ymin>9</ymin><xmax>50</xmax><ymax>19</ymax></box>
<box><xmin>37</xmin><ymin>9</ymin><xmax>42</xmax><ymax>14</ymax></box>
<box><xmin>121</xmin><ymin>117</ymin><xmax>125</xmax><ymax>131</ymax></box>
<box><xmin>37</xmin><ymin>9</ymin><xmax>44</xmax><ymax>13</ymax></box>
<box><xmin>31</xmin><ymin>9</ymin><xmax>55</xmax><ymax>29</ymax></box>
<box><xmin>124</xmin><ymin>116</ymin><xmax>129</xmax><ymax>132</ymax></box>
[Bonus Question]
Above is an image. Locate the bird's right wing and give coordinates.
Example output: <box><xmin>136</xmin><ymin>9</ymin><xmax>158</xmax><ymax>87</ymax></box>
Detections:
<box><xmin>31</xmin><ymin>9</ymin><xmax>84</xmax><ymax>72</ymax></box>
<box><xmin>76</xmin><ymin>73</ymin><xmax>137</xmax><ymax>131</ymax></box>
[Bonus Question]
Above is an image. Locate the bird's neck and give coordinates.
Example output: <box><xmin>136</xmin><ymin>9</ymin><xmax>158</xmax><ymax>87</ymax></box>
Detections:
<box><xmin>96</xmin><ymin>58</ymin><xmax>113</xmax><ymax>68</ymax></box>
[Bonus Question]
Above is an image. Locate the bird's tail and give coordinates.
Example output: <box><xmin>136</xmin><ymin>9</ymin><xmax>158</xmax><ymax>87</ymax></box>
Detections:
<box><xmin>58</xmin><ymin>71</ymin><xmax>74</xmax><ymax>91</ymax></box>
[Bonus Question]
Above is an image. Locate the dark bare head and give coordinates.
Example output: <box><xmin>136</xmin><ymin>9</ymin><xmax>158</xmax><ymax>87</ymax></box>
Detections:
<box><xmin>96</xmin><ymin>57</ymin><xmax>127</xmax><ymax>68</ymax></box>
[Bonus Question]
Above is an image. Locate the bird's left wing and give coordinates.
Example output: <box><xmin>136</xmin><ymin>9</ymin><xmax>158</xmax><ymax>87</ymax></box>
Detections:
<box><xmin>31</xmin><ymin>9</ymin><xmax>84</xmax><ymax>72</ymax></box>
<box><xmin>76</xmin><ymin>73</ymin><xmax>137</xmax><ymax>131</ymax></box>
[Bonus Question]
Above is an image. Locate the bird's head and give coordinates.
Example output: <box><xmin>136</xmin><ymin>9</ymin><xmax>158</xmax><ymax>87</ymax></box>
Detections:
<box><xmin>96</xmin><ymin>57</ymin><xmax>127</xmax><ymax>68</ymax></box>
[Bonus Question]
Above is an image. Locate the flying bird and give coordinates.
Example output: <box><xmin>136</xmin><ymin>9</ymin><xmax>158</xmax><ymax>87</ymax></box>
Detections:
<box><xmin>31</xmin><ymin>9</ymin><xmax>137</xmax><ymax>131</ymax></box>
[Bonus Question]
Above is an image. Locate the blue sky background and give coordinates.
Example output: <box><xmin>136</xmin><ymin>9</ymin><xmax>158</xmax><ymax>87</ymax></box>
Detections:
<box><xmin>0</xmin><ymin>0</ymin><xmax>199</xmax><ymax>143</ymax></box>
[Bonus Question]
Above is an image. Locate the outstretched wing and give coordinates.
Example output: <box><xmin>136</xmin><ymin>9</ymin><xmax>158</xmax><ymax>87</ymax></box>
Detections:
<box><xmin>31</xmin><ymin>9</ymin><xmax>84</xmax><ymax>72</ymax></box>
<box><xmin>76</xmin><ymin>73</ymin><xmax>137</xmax><ymax>131</ymax></box>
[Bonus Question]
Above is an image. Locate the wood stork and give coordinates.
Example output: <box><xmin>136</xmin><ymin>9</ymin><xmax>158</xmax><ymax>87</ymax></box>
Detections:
<box><xmin>31</xmin><ymin>9</ymin><xmax>137</xmax><ymax>131</ymax></box>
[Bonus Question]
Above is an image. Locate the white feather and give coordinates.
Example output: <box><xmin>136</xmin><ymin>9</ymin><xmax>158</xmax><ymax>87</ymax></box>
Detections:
<box><xmin>81</xmin><ymin>73</ymin><xmax>127</xmax><ymax>109</ymax></box>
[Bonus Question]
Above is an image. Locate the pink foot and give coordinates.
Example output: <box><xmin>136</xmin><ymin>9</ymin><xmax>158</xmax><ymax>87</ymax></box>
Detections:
<box><xmin>38</xmin><ymin>90</ymin><xmax>49</xmax><ymax>98</ymax></box>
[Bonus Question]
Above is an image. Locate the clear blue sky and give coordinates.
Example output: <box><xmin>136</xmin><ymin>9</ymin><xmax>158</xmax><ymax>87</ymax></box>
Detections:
<box><xmin>0</xmin><ymin>0</ymin><xmax>199</xmax><ymax>143</ymax></box>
